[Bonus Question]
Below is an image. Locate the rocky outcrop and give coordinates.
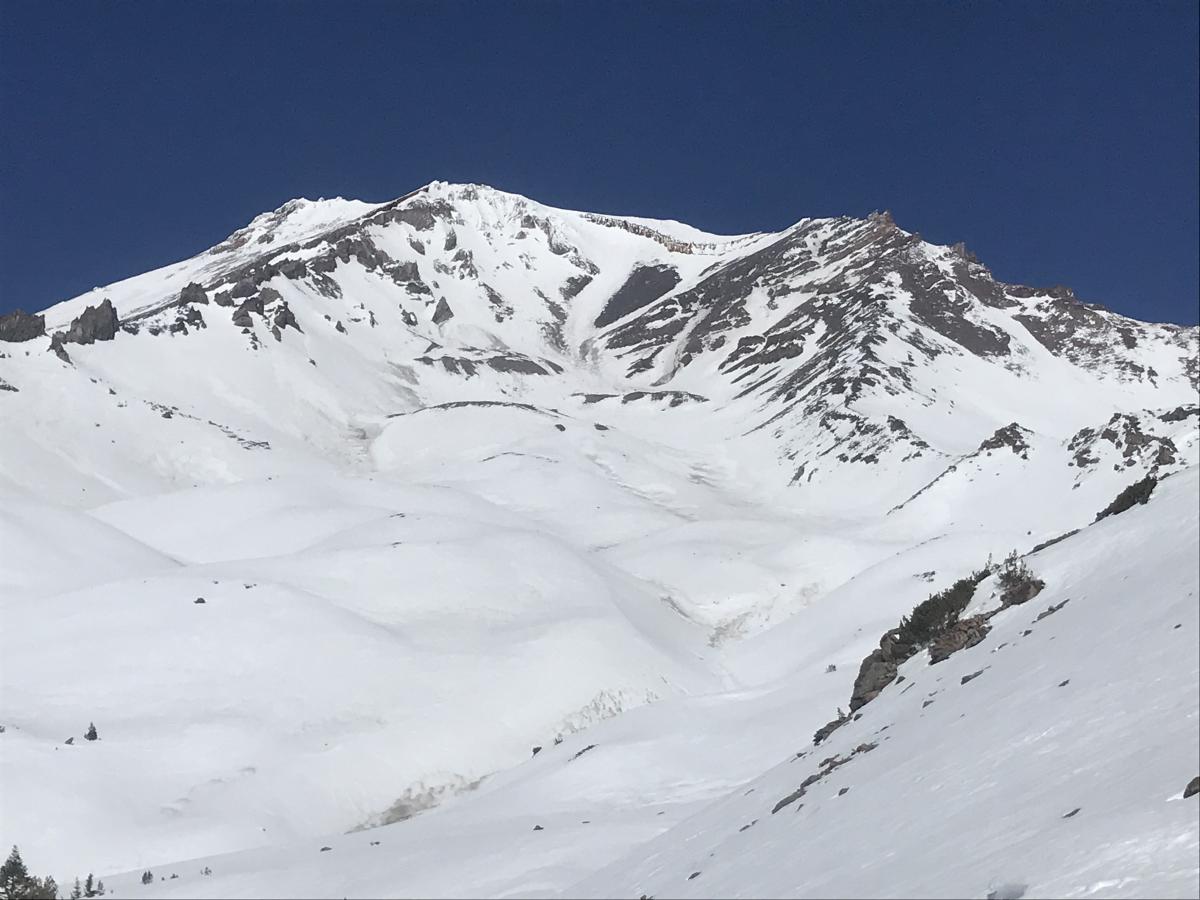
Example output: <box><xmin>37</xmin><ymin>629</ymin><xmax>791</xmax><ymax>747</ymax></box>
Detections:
<box><xmin>849</xmin><ymin>627</ymin><xmax>916</xmax><ymax>711</ymax></box>
<box><xmin>272</xmin><ymin>301</ymin><xmax>299</xmax><ymax>333</ymax></box>
<box><xmin>231</xmin><ymin>296</ymin><xmax>264</xmax><ymax>329</ymax></box>
<box><xmin>1159</xmin><ymin>405</ymin><xmax>1198</xmax><ymax>423</ymax></box>
<box><xmin>432</xmin><ymin>298</ymin><xmax>454</xmax><ymax>325</ymax></box>
<box><xmin>169</xmin><ymin>305</ymin><xmax>206</xmax><ymax>336</ymax></box>
<box><xmin>0</xmin><ymin>309</ymin><xmax>45</xmax><ymax>342</ymax></box>
<box><xmin>978</xmin><ymin>423</ymin><xmax>1032</xmax><ymax>459</ymax></box>
<box><xmin>230</xmin><ymin>279</ymin><xmax>257</xmax><ymax>299</ymax></box>
<box><xmin>929</xmin><ymin>615</ymin><xmax>992</xmax><ymax>664</ymax></box>
<box><xmin>178</xmin><ymin>282</ymin><xmax>208</xmax><ymax>305</ymax></box>
<box><xmin>48</xmin><ymin>333</ymin><xmax>71</xmax><ymax>362</ymax></box>
<box><xmin>62</xmin><ymin>299</ymin><xmax>119</xmax><ymax>345</ymax></box>
<box><xmin>1094</xmin><ymin>474</ymin><xmax>1157</xmax><ymax>521</ymax></box>
<box><xmin>812</xmin><ymin>708</ymin><xmax>850</xmax><ymax>745</ymax></box>
<box><xmin>594</xmin><ymin>264</ymin><xmax>681</xmax><ymax>328</ymax></box>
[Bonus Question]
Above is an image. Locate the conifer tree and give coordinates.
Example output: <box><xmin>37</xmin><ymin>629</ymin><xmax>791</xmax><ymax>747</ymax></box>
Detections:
<box><xmin>0</xmin><ymin>846</ymin><xmax>30</xmax><ymax>899</ymax></box>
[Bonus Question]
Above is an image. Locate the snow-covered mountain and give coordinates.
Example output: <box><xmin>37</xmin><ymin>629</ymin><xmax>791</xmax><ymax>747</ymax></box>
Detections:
<box><xmin>1</xmin><ymin>182</ymin><xmax>1196</xmax><ymax>898</ymax></box>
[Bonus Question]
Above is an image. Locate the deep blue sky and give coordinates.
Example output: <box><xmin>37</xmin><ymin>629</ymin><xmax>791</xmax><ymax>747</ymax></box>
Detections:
<box><xmin>1</xmin><ymin>1</ymin><xmax>1197</xmax><ymax>324</ymax></box>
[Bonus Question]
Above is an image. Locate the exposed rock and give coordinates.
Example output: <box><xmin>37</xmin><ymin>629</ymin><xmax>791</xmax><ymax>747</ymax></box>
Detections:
<box><xmin>1095</xmin><ymin>474</ymin><xmax>1157</xmax><ymax>521</ymax></box>
<box><xmin>230</xmin><ymin>279</ymin><xmax>257</xmax><ymax>299</ymax></box>
<box><xmin>903</xmin><ymin>259</ymin><xmax>1012</xmax><ymax>357</ymax></box>
<box><xmin>1030</xmin><ymin>529</ymin><xmax>1079</xmax><ymax>553</ymax></box>
<box><xmin>560</xmin><ymin>274</ymin><xmax>593</xmax><ymax>301</ymax></box>
<box><xmin>272</xmin><ymin>301</ymin><xmax>300</xmax><ymax>333</ymax></box>
<box><xmin>486</xmin><ymin>355</ymin><xmax>557</xmax><ymax>376</ymax></box>
<box><xmin>178</xmin><ymin>282</ymin><xmax>208</xmax><ymax>305</ymax></box>
<box><xmin>231</xmin><ymin>296</ymin><xmax>265</xmax><ymax>329</ymax></box>
<box><xmin>978</xmin><ymin>423</ymin><xmax>1032</xmax><ymax>459</ymax></box>
<box><xmin>960</xmin><ymin>669</ymin><xmax>984</xmax><ymax>685</ymax></box>
<box><xmin>595</xmin><ymin>264</ymin><xmax>681</xmax><ymax>328</ymax></box>
<box><xmin>849</xmin><ymin>649</ymin><xmax>898</xmax><ymax>711</ymax></box>
<box><xmin>62</xmin><ymin>299</ymin><xmax>120</xmax><ymax>345</ymax></box>
<box><xmin>277</xmin><ymin>258</ymin><xmax>308</xmax><ymax>279</ymax></box>
<box><xmin>1000</xmin><ymin>577</ymin><xmax>1045</xmax><ymax>606</ymax></box>
<box><xmin>929</xmin><ymin>615</ymin><xmax>992</xmax><ymax>664</ymax></box>
<box><xmin>432</xmin><ymin>298</ymin><xmax>454</xmax><ymax>325</ymax></box>
<box><xmin>0</xmin><ymin>309</ymin><xmax>46</xmax><ymax>342</ymax></box>
<box><xmin>392</xmin><ymin>261</ymin><xmax>421</xmax><ymax>283</ymax></box>
<box><xmin>1033</xmin><ymin>599</ymin><xmax>1070</xmax><ymax>622</ymax></box>
<box><xmin>1159</xmin><ymin>405</ymin><xmax>1199</xmax><ymax>423</ymax></box>
<box><xmin>49</xmin><ymin>333</ymin><xmax>71</xmax><ymax>363</ymax></box>
<box><xmin>813</xmin><ymin>709</ymin><xmax>849</xmax><ymax>745</ymax></box>
<box><xmin>169</xmin><ymin>305</ymin><xmax>206</xmax><ymax>336</ymax></box>
<box><xmin>1184</xmin><ymin>776</ymin><xmax>1199</xmax><ymax>799</ymax></box>
<box><xmin>771</xmin><ymin>787</ymin><xmax>806</xmax><ymax>814</ymax></box>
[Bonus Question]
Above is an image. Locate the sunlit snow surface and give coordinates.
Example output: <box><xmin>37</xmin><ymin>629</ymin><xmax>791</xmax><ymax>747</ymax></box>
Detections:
<box><xmin>1</xmin><ymin>182</ymin><xmax>1196</xmax><ymax>898</ymax></box>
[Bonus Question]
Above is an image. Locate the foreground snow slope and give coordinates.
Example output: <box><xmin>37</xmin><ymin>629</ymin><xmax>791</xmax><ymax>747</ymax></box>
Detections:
<box><xmin>80</xmin><ymin>466</ymin><xmax>1200</xmax><ymax>900</ymax></box>
<box><xmin>1</xmin><ymin>181</ymin><xmax>1197</xmax><ymax>896</ymax></box>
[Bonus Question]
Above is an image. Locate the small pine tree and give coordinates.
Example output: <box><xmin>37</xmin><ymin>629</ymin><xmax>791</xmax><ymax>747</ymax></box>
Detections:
<box><xmin>83</xmin><ymin>874</ymin><xmax>93</xmax><ymax>897</ymax></box>
<box><xmin>84</xmin><ymin>723</ymin><xmax>99</xmax><ymax>741</ymax></box>
<box><xmin>0</xmin><ymin>847</ymin><xmax>57</xmax><ymax>900</ymax></box>
<box><xmin>0</xmin><ymin>846</ymin><xmax>30</xmax><ymax>899</ymax></box>
<box><xmin>72</xmin><ymin>877</ymin><xmax>83</xmax><ymax>899</ymax></box>
<box><xmin>141</xmin><ymin>870</ymin><xmax>153</xmax><ymax>885</ymax></box>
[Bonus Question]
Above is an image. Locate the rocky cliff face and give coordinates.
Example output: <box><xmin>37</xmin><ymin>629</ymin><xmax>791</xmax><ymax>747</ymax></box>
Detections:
<box><xmin>0</xmin><ymin>309</ymin><xmax>46</xmax><ymax>342</ymax></box>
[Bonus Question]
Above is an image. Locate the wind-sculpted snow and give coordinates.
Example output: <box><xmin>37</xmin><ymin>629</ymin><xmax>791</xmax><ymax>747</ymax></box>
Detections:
<box><xmin>0</xmin><ymin>181</ymin><xmax>1196</xmax><ymax>897</ymax></box>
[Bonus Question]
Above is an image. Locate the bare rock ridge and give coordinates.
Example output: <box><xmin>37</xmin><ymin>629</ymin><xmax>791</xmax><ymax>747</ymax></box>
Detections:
<box><xmin>62</xmin><ymin>298</ymin><xmax>120</xmax><ymax>345</ymax></box>
<box><xmin>0</xmin><ymin>309</ymin><xmax>46</xmax><ymax>342</ymax></box>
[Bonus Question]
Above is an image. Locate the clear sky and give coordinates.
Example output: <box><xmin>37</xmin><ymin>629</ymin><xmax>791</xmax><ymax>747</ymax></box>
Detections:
<box><xmin>1</xmin><ymin>0</ymin><xmax>1197</xmax><ymax>324</ymax></box>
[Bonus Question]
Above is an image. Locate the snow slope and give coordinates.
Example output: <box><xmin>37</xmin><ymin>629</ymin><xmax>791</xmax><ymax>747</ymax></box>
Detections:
<box><xmin>0</xmin><ymin>181</ymin><xmax>1196</xmax><ymax>897</ymax></box>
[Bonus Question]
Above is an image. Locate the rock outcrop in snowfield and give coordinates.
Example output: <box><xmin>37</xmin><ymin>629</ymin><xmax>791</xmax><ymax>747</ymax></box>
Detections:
<box><xmin>1</xmin><ymin>182</ymin><xmax>1196</xmax><ymax>898</ymax></box>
